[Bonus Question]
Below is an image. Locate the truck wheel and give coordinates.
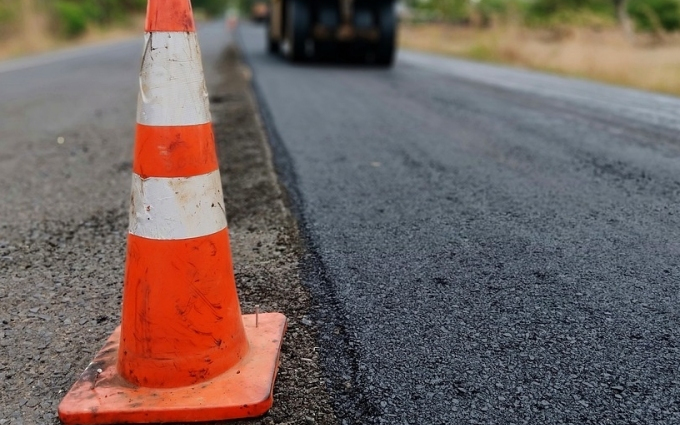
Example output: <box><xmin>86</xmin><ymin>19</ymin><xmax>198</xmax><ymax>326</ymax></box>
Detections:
<box><xmin>286</xmin><ymin>0</ymin><xmax>310</xmax><ymax>62</ymax></box>
<box><xmin>315</xmin><ymin>3</ymin><xmax>339</xmax><ymax>60</ymax></box>
<box><xmin>267</xmin><ymin>20</ymin><xmax>279</xmax><ymax>53</ymax></box>
<box><xmin>375</xmin><ymin>1</ymin><xmax>396</xmax><ymax>66</ymax></box>
<box><xmin>268</xmin><ymin>38</ymin><xmax>280</xmax><ymax>54</ymax></box>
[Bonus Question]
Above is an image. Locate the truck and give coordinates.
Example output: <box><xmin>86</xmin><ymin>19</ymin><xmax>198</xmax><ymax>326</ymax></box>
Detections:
<box><xmin>266</xmin><ymin>0</ymin><xmax>397</xmax><ymax>66</ymax></box>
<box><xmin>251</xmin><ymin>1</ymin><xmax>270</xmax><ymax>22</ymax></box>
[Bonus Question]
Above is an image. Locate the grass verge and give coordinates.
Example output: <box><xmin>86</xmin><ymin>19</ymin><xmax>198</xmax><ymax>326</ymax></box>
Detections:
<box><xmin>0</xmin><ymin>15</ymin><xmax>144</xmax><ymax>61</ymax></box>
<box><xmin>400</xmin><ymin>23</ymin><xmax>680</xmax><ymax>96</ymax></box>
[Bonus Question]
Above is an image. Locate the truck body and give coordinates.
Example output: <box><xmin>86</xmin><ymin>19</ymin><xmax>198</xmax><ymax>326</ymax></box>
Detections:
<box><xmin>267</xmin><ymin>0</ymin><xmax>397</xmax><ymax>66</ymax></box>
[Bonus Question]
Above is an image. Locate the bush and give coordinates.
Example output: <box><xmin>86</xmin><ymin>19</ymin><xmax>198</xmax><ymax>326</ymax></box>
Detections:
<box><xmin>406</xmin><ymin>0</ymin><xmax>680</xmax><ymax>32</ymax></box>
<box><xmin>193</xmin><ymin>0</ymin><xmax>229</xmax><ymax>17</ymax></box>
<box><xmin>406</xmin><ymin>0</ymin><xmax>468</xmax><ymax>22</ymax></box>
<box><xmin>76</xmin><ymin>0</ymin><xmax>146</xmax><ymax>26</ymax></box>
<box><xmin>629</xmin><ymin>0</ymin><xmax>680</xmax><ymax>32</ymax></box>
<box><xmin>50</xmin><ymin>0</ymin><xmax>146</xmax><ymax>38</ymax></box>
<box><xmin>528</xmin><ymin>0</ymin><xmax>613</xmax><ymax>17</ymax></box>
<box><xmin>53</xmin><ymin>1</ymin><xmax>88</xmax><ymax>38</ymax></box>
<box><xmin>526</xmin><ymin>0</ymin><xmax>615</xmax><ymax>26</ymax></box>
<box><xmin>0</xmin><ymin>4</ymin><xmax>16</xmax><ymax>29</ymax></box>
<box><xmin>472</xmin><ymin>0</ymin><xmax>526</xmax><ymax>25</ymax></box>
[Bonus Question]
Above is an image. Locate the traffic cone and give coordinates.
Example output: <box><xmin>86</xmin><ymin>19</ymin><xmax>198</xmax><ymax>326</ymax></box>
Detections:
<box><xmin>57</xmin><ymin>1</ymin><xmax>287</xmax><ymax>423</ymax></box>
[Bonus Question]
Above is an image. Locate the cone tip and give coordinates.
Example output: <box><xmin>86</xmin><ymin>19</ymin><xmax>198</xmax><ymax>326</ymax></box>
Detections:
<box><xmin>146</xmin><ymin>0</ymin><xmax>196</xmax><ymax>32</ymax></box>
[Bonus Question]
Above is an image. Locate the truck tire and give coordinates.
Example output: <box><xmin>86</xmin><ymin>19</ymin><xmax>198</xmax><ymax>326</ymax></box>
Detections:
<box><xmin>375</xmin><ymin>1</ymin><xmax>396</xmax><ymax>66</ymax></box>
<box><xmin>268</xmin><ymin>38</ymin><xmax>280</xmax><ymax>53</ymax></box>
<box><xmin>267</xmin><ymin>20</ymin><xmax>280</xmax><ymax>53</ymax></box>
<box><xmin>315</xmin><ymin>2</ymin><xmax>339</xmax><ymax>60</ymax></box>
<box><xmin>286</xmin><ymin>0</ymin><xmax>310</xmax><ymax>62</ymax></box>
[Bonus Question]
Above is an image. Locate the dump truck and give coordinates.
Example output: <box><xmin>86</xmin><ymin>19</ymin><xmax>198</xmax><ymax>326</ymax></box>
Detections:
<box><xmin>266</xmin><ymin>0</ymin><xmax>397</xmax><ymax>66</ymax></box>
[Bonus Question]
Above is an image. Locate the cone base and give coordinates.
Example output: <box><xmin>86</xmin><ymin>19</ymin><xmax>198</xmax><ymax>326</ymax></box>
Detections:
<box><xmin>58</xmin><ymin>313</ymin><xmax>287</xmax><ymax>425</ymax></box>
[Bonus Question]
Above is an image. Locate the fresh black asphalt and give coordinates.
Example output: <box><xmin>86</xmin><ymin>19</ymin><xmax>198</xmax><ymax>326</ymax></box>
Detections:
<box><xmin>238</xmin><ymin>23</ymin><xmax>680</xmax><ymax>424</ymax></box>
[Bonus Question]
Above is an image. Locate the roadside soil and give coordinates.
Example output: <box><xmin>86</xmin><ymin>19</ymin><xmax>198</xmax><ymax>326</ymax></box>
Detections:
<box><xmin>0</xmin><ymin>17</ymin><xmax>144</xmax><ymax>62</ymax></box>
<box><xmin>211</xmin><ymin>46</ymin><xmax>338</xmax><ymax>425</ymax></box>
<box><xmin>400</xmin><ymin>23</ymin><xmax>680</xmax><ymax>96</ymax></box>
<box><xmin>0</xmin><ymin>44</ymin><xmax>338</xmax><ymax>425</ymax></box>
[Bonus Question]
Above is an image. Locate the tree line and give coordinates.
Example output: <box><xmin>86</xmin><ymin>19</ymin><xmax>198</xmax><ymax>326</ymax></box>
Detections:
<box><xmin>0</xmin><ymin>0</ymin><xmax>230</xmax><ymax>38</ymax></box>
<box><xmin>407</xmin><ymin>0</ymin><xmax>680</xmax><ymax>34</ymax></box>
<box><xmin>2</xmin><ymin>0</ymin><xmax>677</xmax><ymax>39</ymax></box>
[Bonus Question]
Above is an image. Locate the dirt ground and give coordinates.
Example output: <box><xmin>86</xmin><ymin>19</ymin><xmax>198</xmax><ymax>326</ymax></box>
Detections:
<box><xmin>400</xmin><ymin>23</ymin><xmax>680</xmax><ymax>96</ymax></box>
<box><xmin>0</xmin><ymin>18</ymin><xmax>144</xmax><ymax>62</ymax></box>
<box><xmin>0</xmin><ymin>46</ymin><xmax>338</xmax><ymax>425</ymax></box>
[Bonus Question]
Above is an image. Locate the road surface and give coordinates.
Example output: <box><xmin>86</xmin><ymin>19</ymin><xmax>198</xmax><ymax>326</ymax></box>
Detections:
<box><xmin>238</xmin><ymin>23</ymin><xmax>680</xmax><ymax>424</ymax></box>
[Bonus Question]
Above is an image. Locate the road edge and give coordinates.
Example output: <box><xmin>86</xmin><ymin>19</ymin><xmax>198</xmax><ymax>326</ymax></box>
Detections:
<box><xmin>233</xmin><ymin>28</ymin><xmax>384</xmax><ymax>424</ymax></box>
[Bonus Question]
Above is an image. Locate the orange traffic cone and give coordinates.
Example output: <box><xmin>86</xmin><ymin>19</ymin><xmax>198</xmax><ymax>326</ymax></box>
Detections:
<box><xmin>57</xmin><ymin>1</ymin><xmax>287</xmax><ymax>423</ymax></box>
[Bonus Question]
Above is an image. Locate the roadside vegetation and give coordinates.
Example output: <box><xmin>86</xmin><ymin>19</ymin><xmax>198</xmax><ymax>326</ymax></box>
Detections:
<box><xmin>400</xmin><ymin>0</ymin><xmax>680</xmax><ymax>96</ymax></box>
<box><xmin>0</xmin><ymin>0</ymin><xmax>229</xmax><ymax>58</ymax></box>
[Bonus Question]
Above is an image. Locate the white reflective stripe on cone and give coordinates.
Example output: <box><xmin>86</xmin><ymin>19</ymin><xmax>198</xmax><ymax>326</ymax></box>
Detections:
<box><xmin>129</xmin><ymin>170</ymin><xmax>227</xmax><ymax>240</ymax></box>
<box><xmin>137</xmin><ymin>31</ymin><xmax>211</xmax><ymax>127</ymax></box>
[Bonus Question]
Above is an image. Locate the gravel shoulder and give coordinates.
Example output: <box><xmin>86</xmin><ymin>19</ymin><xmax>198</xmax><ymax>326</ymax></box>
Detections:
<box><xmin>0</xmin><ymin>42</ymin><xmax>337</xmax><ymax>425</ymax></box>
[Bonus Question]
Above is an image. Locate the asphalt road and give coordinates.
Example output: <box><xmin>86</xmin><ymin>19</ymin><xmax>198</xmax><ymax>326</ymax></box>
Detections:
<box><xmin>239</xmin><ymin>23</ymin><xmax>680</xmax><ymax>424</ymax></box>
<box><xmin>0</xmin><ymin>33</ymin><xmax>141</xmax><ymax>423</ymax></box>
<box><xmin>0</xmin><ymin>26</ymin><xmax>228</xmax><ymax>230</ymax></box>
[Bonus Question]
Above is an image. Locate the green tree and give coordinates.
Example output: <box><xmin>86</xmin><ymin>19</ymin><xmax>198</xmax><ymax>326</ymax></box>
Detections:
<box><xmin>53</xmin><ymin>1</ymin><xmax>88</xmax><ymax>37</ymax></box>
<box><xmin>527</xmin><ymin>0</ymin><xmax>614</xmax><ymax>21</ymax></box>
<box><xmin>629</xmin><ymin>0</ymin><xmax>680</xmax><ymax>31</ymax></box>
<box><xmin>193</xmin><ymin>0</ymin><xmax>229</xmax><ymax>16</ymax></box>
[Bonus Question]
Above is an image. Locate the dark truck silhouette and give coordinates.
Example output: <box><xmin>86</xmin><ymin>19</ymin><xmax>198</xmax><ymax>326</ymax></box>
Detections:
<box><xmin>266</xmin><ymin>0</ymin><xmax>397</xmax><ymax>66</ymax></box>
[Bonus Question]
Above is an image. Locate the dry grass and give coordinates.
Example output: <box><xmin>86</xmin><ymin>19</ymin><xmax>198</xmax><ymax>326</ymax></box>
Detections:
<box><xmin>0</xmin><ymin>14</ymin><xmax>144</xmax><ymax>61</ymax></box>
<box><xmin>400</xmin><ymin>23</ymin><xmax>680</xmax><ymax>96</ymax></box>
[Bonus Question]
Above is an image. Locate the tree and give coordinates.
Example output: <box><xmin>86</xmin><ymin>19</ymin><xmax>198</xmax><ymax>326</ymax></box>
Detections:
<box><xmin>613</xmin><ymin>0</ymin><xmax>634</xmax><ymax>40</ymax></box>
